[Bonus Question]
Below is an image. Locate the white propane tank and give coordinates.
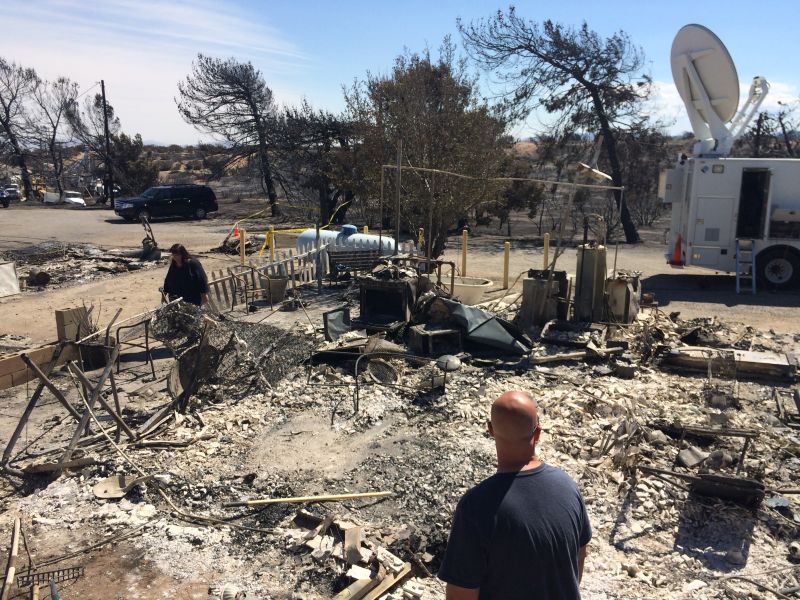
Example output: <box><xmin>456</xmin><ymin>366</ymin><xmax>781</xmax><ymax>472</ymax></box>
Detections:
<box><xmin>296</xmin><ymin>224</ymin><xmax>395</xmax><ymax>255</ymax></box>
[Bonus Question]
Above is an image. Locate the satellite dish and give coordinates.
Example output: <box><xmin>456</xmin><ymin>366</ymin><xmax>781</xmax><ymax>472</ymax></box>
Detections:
<box><xmin>671</xmin><ymin>24</ymin><xmax>768</xmax><ymax>156</ymax></box>
<box><xmin>671</xmin><ymin>24</ymin><xmax>740</xmax><ymax>125</ymax></box>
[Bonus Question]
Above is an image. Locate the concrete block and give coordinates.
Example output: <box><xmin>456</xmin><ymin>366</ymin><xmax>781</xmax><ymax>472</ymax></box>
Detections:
<box><xmin>55</xmin><ymin>307</ymin><xmax>89</xmax><ymax>342</ymax></box>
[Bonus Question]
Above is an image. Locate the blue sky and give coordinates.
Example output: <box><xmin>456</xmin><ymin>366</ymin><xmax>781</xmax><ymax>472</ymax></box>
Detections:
<box><xmin>2</xmin><ymin>0</ymin><xmax>798</xmax><ymax>144</ymax></box>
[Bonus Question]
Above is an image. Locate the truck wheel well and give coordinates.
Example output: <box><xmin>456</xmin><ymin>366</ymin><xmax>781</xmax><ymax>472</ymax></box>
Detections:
<box><xmin>757</xmin><ymin>245</ymin><xmax>800</xmax><ymax>261</ymax></box>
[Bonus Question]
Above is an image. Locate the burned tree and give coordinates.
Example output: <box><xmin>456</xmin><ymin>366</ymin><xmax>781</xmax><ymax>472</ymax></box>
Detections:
<box><xmin>67</xmin><ymin>91</ymin><xmax>121</xmax><ymax>198</ymax></box>
<box><xmin>67</xmin><ymin>93</ymin><xmax>157</xmax><ymax>196</ymax></box>
<box><xmin>278</xmin><ymin>102</ymin><xmax>356</xmax><ymax>224</ymax></box>
<box><xmin>460</xmin><ymin>9</ymin><xmax>651</xmax><ymax>243</ymax></box>
<box><xmin>0</xmin><ymin>58</ymin><xmax>39</xmax><ymax>200</ymax></box>
<box><xmin>32</xmin><ymin>77</ymin><xmax>78</xmax><ymax>196</ymax></box>
<box><xmin>177</xmin><ymin>54</ymin><xmax>281</xmax><ymax>215</ymax></box>
<box><xmin>343</xmin><ymin>39</ymin><xmax>509</xmax><ymax>257</ymax></box>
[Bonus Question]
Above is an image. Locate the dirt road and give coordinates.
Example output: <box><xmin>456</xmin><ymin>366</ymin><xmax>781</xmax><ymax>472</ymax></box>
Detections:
<box><xmin>1</xmin><ymin>204</ymin><xmax>799</xmax><ymax>342</ymax></box>
<box><xmin>0</xmin><ymin>204</ymin><xmax>292</xmax><ymax>342</ymax></box>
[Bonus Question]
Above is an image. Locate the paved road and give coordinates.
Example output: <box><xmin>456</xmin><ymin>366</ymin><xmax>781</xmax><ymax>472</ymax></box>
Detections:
<box><xmin>0</xmin><ymin>203</ymin><xmax>232</xmax><ymax>251</ymax></box>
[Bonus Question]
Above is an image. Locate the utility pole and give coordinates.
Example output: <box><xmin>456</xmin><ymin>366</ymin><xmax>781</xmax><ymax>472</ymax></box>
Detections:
<box><xmin>100</xmin><ymin>80</ymin><xmax>115</xmax><ymax>205</ymax></box>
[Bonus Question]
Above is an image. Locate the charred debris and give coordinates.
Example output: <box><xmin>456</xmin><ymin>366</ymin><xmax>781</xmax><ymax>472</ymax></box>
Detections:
<box><xmin>1</xmin><ymin>256</ymin><xmax>799</xmax><ymax>599</ymax></box>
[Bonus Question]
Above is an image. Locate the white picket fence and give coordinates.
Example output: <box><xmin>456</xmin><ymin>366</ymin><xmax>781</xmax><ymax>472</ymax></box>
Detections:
<box><xmin>206</xmin><ymin>239</ymin><xmax>414</xmax><ymax>311</ymax></box>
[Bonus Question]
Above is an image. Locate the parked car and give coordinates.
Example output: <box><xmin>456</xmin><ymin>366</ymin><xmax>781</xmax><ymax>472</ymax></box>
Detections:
<box><xmin>114</xmin><ymin>185</ymin><xmax>218</xmax><ymax>221</ymax></box>
<box><xmin>43</xmin><ymin>190</ymin><xmax>85</xmax><ymax>206</ymax></box>
<box><xmin>4</xmin><ymin>187</ymin><xmax>20</xmax><ymax>201</ymax></box>
<box><xmin>62</xmin><ymin>191</ymin><xmax>86</xmax><ymax>207</ymax></box>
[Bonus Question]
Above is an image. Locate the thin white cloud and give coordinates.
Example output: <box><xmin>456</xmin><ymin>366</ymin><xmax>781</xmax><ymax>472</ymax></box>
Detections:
<box><xmin>0</xmin><ymin>0</ymin><xmax>310</xmax><ymax>144</ymax></box>
<box><xmin>760</xmin><ymin>81</ymin><xmax>800</xmax><ymax>112</ymax></box>
<box><xmin>646</xmin><ymin>79</ymin><xmax>800</xmax><ymax>136</ymax></box>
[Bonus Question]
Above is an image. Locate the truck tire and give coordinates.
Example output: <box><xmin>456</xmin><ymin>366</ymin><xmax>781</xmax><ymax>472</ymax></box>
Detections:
<box><xmin>137</xmin><ymin>209</ymin><xmax>151</xmax><ymax>223</ymax></box>
<box><xmin>757</xmin><ymin>247</ymin><xmax>800</xmax><ymax>290</ymax></box>
<box><xmin>194</xmin><ymin>206</ymin><xmax>207</xmax><ymax>220</ymax></box>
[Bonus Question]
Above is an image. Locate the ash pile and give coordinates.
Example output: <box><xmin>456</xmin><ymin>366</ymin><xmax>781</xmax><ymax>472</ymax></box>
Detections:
<box><xmin>3</xmin><ymin>254</ymin><xmax>800</xmax><ymax>599</ymax></box>
<box><xmin>151</xmin><ymin>301</ymin><xmax>315</xmax><ymax>405</ymax></box>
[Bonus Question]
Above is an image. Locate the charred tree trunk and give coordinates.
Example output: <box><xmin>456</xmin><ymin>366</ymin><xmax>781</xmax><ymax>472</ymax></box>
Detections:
<box><xmin>12</xmin><ymin>147</ymin><xmax>33</xmax><ymax>201</ymax></box>
<box><xmin>754</xmin><ymin>112</ymin><xmax>765</xmax><ymax>158</ymax></box>
<box><xmin>49</xmin><ymin>137</ymin><xmax>64</xmax><ymax>196</ymax></box>
<box><xmin>257</xmin><ymin>140</ymin><xmax>278</xmax><ymax>216</ymax></box>
<box><xmin>777</xmin><ymin>112</ymin><xmax>795</xmax><ymax>157</ymax></box>
<box><xmin>589</xmin><ymin>88</ymin><xmax>640</xmax><ymax>244</ymax></box>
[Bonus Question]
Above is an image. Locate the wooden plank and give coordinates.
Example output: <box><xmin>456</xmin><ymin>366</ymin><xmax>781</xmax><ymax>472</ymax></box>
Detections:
<box><xmin>219</xmin><ymin>274</ymin><xmax>231</xmax><ymax>308</ymax></box>
<box><xmin>332</xmin><ymin>566</ymin><xmax>385</xmax><ymax>600</ymax></box>
<box><xmin>1</xmin><ymin>517</ymin><xmax>20</xmax><ymax>600</ymax></box>
<box><xmin>662</xmin><ymin>346</ymin><xmax>795</xmax><ymax>379</ymax></box>
<box><xmin>361</xmin><ymin>562</ymin><xmax>411</xmax><ymax>600</ymax></box>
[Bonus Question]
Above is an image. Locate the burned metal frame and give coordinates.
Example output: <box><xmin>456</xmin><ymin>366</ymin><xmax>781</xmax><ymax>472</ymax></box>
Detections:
<box><xmin>639</xmin><ymin>424</ymin><xmax>764</xmax><ymax>507</ymax></box>
<box><xmin>382</xmin><ymin>255</ymin><xmax>456</xmax><ymax>296</ymax></box>
<box><xmin>304</xmin><ymin>350</ymin><xmax>446</xmax><ymax>425</ymax></box>
<box><xmin>115</xmin><ymin>318</ymin><xmax>156</xmax><ymax>378</ymax></box>
<box><xmin>668</xmin><ymin>425</ymin><xmax>759</xmax><ymax>477</ymax></box>
<box><xmin>638</xmin><ymin>465</ymin><xmax>766</xmax><ymax>508</ymax></box>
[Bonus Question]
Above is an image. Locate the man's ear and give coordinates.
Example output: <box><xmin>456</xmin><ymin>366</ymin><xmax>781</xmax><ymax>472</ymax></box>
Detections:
<box><xmin>487</xmin><ymin>420</ymin><xmax>494</xmax><ymax>438</ymax></box>
<box><xmin>533</xmin><ymin>425</ymin><xmax>541</xmax><ymax>443</ymax></box>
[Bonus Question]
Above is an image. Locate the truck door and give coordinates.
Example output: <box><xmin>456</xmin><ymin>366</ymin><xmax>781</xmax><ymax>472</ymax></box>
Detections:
<box><xmin>691</xmin><ymin>195</ymin><xmax>736</xmax><ymax>269</ymax></box>
<box><xmin>736</xmin><ymin>169</ymin><xmax>770</xmax><ymax>239</ymax></box>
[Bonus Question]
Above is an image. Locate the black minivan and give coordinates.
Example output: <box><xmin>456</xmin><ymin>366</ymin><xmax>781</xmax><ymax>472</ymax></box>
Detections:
<box><xmin>114</xmin><ymin>185</ymin><xmax>218</xmax><ymax>221</ymax></box>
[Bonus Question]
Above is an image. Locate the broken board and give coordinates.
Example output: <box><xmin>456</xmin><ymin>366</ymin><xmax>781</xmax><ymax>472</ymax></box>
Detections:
<box><xmin>661</xmin><ymin>346</ymin><xmax>796</xmax><ymax>380</ymax></box>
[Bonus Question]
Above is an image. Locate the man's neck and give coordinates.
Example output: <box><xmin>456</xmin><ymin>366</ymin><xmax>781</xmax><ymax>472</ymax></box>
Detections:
<box><xmin>496</xmin><ymin>456</ymin><xmax>542</xmax><ymax>473</ymax></box>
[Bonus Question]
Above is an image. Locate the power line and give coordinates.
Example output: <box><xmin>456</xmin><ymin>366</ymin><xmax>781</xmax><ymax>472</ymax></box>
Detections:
<box><xmin>73</xmin><ymin>81</ymin><xmax>100</xmax><ymax>102</ymax></box>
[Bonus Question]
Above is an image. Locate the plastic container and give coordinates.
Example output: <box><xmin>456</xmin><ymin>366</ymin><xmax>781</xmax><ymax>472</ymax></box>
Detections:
<box><xmin>450</xmin><ymin>276</ymin><xmax>493</xmax><ymax>305</ymax></box>
<box><xmin>296</xmin><ymin>224</ymin><xmax>395</xmax><ymax>255</ymax></box>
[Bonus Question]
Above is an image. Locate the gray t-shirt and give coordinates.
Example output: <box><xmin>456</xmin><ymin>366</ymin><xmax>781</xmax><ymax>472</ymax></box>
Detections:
<box><xmin>438</xmin><ymin>463</ymin><xmax>592</xmax><ymax>599</ymax></box>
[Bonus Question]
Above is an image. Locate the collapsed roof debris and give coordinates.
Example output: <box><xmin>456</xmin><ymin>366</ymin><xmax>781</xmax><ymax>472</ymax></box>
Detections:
<box><xmin>2</xmin><ymin>241</ymin><xmax>163</xmax><ymax>291</ymax></box>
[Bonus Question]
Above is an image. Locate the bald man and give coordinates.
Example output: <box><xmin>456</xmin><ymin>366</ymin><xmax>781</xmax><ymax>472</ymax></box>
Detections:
<box><xmin>438</xmin><ymin>391</ymin><xmax>591</xmax><ymax>599</ymax></box>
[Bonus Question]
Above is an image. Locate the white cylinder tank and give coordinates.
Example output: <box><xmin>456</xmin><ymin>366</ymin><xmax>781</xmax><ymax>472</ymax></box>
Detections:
<box><xmin>296</xmin><ymin>224</ymin><xmax>395</xmax><ymax>255</ymax></box>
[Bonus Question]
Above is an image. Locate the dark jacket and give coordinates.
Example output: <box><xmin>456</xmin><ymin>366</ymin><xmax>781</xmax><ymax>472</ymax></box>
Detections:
<box><xmin>163</xmin><ymin>258</ymin><xmax>209</xmax><ymax>306</ymax></box>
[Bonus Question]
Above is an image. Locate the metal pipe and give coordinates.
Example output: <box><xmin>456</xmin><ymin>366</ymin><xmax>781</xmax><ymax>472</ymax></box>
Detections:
<box><xmin>461</xmin><ymin>229</ymin><xmax>468</xmax><ymax>276</ymax></box>
<box><xmin>394</xmin><ymin>140</ymin><xmax>402</xmax><ymax>255</ymax></box>
<box><xmin>378</xmin><ymin>166</ymin><xmax>385</xmax><ymax>253</ymax></box>
<box><xmin>503</xmin><ymin>241</ymin><xmax>510</xmax><ymax>289</ymax></box>
<box><xmin>543</xmin><ymin>232</ymin><xmax>550</xmax><ymax>270</ymax></box>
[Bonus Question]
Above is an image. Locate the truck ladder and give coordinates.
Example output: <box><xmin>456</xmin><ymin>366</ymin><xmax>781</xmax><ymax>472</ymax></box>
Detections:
<box><xmin>735</xmin><ymin>239</ymin><xmax>756</xmax><ymax>294</ymax></box>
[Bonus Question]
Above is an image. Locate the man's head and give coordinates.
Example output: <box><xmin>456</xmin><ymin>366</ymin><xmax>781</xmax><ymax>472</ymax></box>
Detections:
<box><xmin>169</xmin><ymin>243</ymin><xmax>190</xmax><ymax>266</ymax></box>
<box><xmin>488</xmin><ymin>391</ymin><xmax>541</xmax><ymax>469</ymax></box>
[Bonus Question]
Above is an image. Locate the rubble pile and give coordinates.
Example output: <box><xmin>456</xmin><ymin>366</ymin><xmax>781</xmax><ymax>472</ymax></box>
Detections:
<box><xmin>2</xmin><ymin>242</ymin><xmax>163</xmax><ymax>289</ymax></box>
<box><xmin>1</xmin><ymin>283</ymin><xmax>800</xmax><ymax>598</ymax></box>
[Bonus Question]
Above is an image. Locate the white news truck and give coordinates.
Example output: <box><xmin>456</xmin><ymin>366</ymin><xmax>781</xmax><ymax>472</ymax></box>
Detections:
<box><xmin>661</xmin><ymin>24</ymin><xmax>800</xmax><ymax>291</ymax></box>
<box><xmin>660</xmin><ymin>157</ymin><xmax>800</xmax><ymax>289</ymax></box>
